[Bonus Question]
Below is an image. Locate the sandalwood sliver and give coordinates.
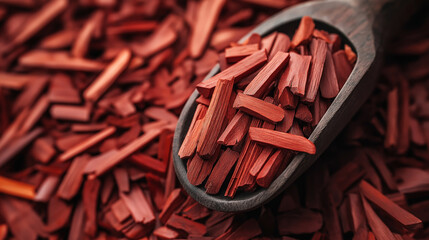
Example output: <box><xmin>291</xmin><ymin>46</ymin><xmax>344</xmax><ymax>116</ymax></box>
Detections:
<box><xmin>233</xmin><ymin>92</ymin><xmax>284</xmax><ymax>123</ymax></box>
<box><xmin>196</xmin><ymin>50</ymin><xmax>267</xmax><ymax>98</ymax></box>
<box><xmin>248</xmin><ymin>127</ymin><xmax>316</xmax><ymax>154</ymax></box>
<box><xmin>197</xmin><ymin>78</ymin><xmax>234</xmax><ymax>159</ymax></box>
<box><xmin>244</xmin><ymin>51</ymin><xmax>289</xmax><ymax>98</ymax></box>
<box><xmin>290</xmin><ymin>16</ymin><xmax>315</xmax><ymax>49</ymax></box>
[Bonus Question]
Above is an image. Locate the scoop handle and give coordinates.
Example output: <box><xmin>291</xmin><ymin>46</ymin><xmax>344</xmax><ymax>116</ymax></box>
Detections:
<box><xmin>344</xmin><ymin>0</ymin><xmax>419</xmax><ymax>48</ymax></box>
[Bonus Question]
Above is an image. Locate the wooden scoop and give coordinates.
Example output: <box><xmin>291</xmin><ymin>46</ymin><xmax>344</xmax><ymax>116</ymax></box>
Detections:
<box><xmin>172</xmin><ymin>0</ymin><xmax>417</xmax><ymax>212</ymax></box>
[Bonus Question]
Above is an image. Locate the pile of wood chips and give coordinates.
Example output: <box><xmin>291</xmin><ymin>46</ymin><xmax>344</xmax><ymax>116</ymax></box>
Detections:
<box><xmin>0</xmin><ymin>0</ymin><xmax>428</xmax><ymax>239</ymax></box>
<box><xmin>180</xmin><ymin>16</ymin><xmax>355</xmax><ymax>197</ymax></box>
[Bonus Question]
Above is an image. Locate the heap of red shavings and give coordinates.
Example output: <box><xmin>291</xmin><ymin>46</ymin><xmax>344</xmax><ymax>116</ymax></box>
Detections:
<box><xmin>0</xmin><ymin>0</ymin><xmax>429</xmax><ymax>240</ymax></box>
<box><xmin>181</xmin><ymin>16</ymin><xmax>356</xmax><ymax>197</ymax></box>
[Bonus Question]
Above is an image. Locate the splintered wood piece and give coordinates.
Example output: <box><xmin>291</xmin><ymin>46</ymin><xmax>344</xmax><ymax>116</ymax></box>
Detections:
<box><xmin>244</xmin><ymin>51</ymin><xmax>289</xmax><ymax>98</ymax></box>
<box><xmin>132</xmin><ymin>15</ymin><xmax>178</xmax><ymax>57</ymax></box>
<box><xmin>233</xmin><ymin>92</ymin><xmax>284</xmax><ymax>123</ymax></box>
<box><xmin>46</xmin><ymin>196</ymin><xmax>72</xmax><ymax>232</ymax></box>
<box><xmin>239</xmin><ymin>109</ymin><xmax>276</xmax><ymax>188</ymax></box>
<box><xmin>18</xmin><ymin>95</ymin><xmax>49</xmax><ymax>135</ymax></box>
<box><xmin>278</xmin><ymin>52</ymin><xmax>312</xmax><ymax>97</ymax></box>
<box><xmin>110</xmin><ymin>199</ymin><xmax>131</xmax><ymax>226</ymax></box>
<box><xmin>39</xmin><ymin>28</ymin><xmax>77</xmax><ymax>49</ymax></box>
<box><xmin>320</xmin><ymin>49</ymin><xmax>339</xmax><ymax>98</ymax></box>
<box><xmin>13</xmin><ymin>75</ymin><xmax>48</xmax><ymax>114</ymax></box>
<box><xmin>182</xmin><ymin>202</ymin><xmax>210</xmax><ymax>221</ymax></box>
<box><xmin>276</xmin><ymin>110</ymin><xmax>295</xmax><ymax>132</ymax></box>
<box><xmin>57</xmin><ymin>155</ymin><xmax>90</xmax><ymax>200</ymax></box>
<box><xmin>19</xmin><ymin>50</ymin><xmax>105</xmax><ymax>72</ymax></box>
<box><xmin>361</xmin><ymin>194</ymin><xmax>396</xmax><ymax>240</ymax></box>
<box><xmin>303</xmin><ymin>38</ymin><xmax>328</xmax><ymax>102</ymax></box>
<box><xmin>113</xmin><ymin>167</ymin><xmax>130</xmax><ymax>192</ymax></box>
<box><xmin>359</xmin><ymin>180</ymin><xmax>422</xmax><ymax>232</ymax></box>
<box><xmin>225</xmin><ymin>118</ymin><xmax>261</xmax><ymax>197</ymax></box>
<box><xmin>179</xmin><ymin>104</ymin><xmax>207</xmax><ymax>159</ymax></box>
<box><xmin>261</xmin><ymin>31</ymin><xmax>278</xmax><ymax>54</ymax></box>
<box><xmin>34</xmin><ymin>175</ymin><xmax>59</xmax><ymax>202</ymax></box>
<box><xmin>83</xmin><ymin>151</ymin><xmax>116</xmax><ymax>176</ymax></box>
<box><xmin>277</xmin><ymin>208</ymin><xmax>323</xmax><ymax>235</ymax></box>
<box><xmin>58</xmin><ymin>126</ymin><xmax>116</xmax><ymax>162</ymax></box>
<box><xmin>290</xmin><ymin>16</ymin><xmax>315</xmax><ymax>49</ymax></box>
<box><xmin>218</xmin><ymin>111</ymin><xmax>251</xmax><ymax>146</ymax></box>
<box><xmin>289</xmin><ymin>120</ymin><xmax>304</xmax><ymax>136</ymax></box>
<box><xmin>82</xmin><ymin>178</ymin><xmax>101</xmax><ymax>237</ymax></box>
<box><xmin>50</xmin><ymin>104</ymin><xmax>91</xmax><ymax>122</ymax></box>
<box><xmin>111</xmin><ymin>199</ymin><xmax>131</xmax><ymax>223</ymax></box>
<box><xmin>219</xmin><ymin>9</ymin><xmax>253</xmax><ymax>28</ymax></box>
<box><xmin>71</xmin><ymin>11</ymin><xmax>104</xmax><ymax>58</ymax></box>
<box><xmin>333</xmin><ymin>50</ymin><xmax>353</xmax><ymax>88</ymax></box>
<box><xmin>153</xmin><ymin>226</ymin><xmax>179</xmax><ymax>240</ymax></box>
<box><xmin>100</xmin><ymin>175</ymin><xmax>114</xmax><ymax>204</ymax></box>
<box><xmin>71</xmin><ymin>123</ymin><xmax>108</xmax><ymax>132</ymax></box>
<box><xmin>0</xmin><ymin>176</ymin><xmax>36</xmax><ymax>200</ymax></box>
<box><xmin>344</xmin><ymin>44</ymin><xmax>357</xmax><ymax>64</ymax></box>
<box><xmin>0</xmin><ymin>72</ymin><xmax>37</xmax><ymax>90</ymax></box>
<box><xmin>197</xmin><ymin>79</ymin><xmax>233</xmax><ymax>159</ymax></box>
<box><xmin>311</xmin><ymin>94</ymin><xmax>322</xmax><ymax>127</ymax></box>
<box><xmin>166</xmin><ymin>214</ymin><xmax>207</xmax><ymax>236</ymax></box>
<box><xmin>295</xmin><ymin>103</ymin><xmax>313</xmax><ymax>123</ymax></box>
<box><xmin>48</xmin><ymin>73</ymin><xmax>80</xmax><ymax>104</ymax></box>
<box><xmin>329</xmin><ymin>161</ymin><xmax>364</xmax><ymax>197</ymax></box>
<box><xmin>268</xmin><ymin>33</ymin><xmax>290</xmax><ymax>60</ymax></box>
<box><xmin>164</xmin><ymin>155</ymin><xmax>176</xmax><ymax>200</ymax></box>
<box><xmin>196</xmin><ymin>96</ymin><xmax>211</xmax><ymax>106</ymax></box>
<box><xmin>31</xmin><ymin>137</ymin><xmax>56</xmax><ymax>163</ymax></box>
<box><xmin>69</xmin><ymin>200</ymin><xmax>85</xmax><ymax>240</ymax></box>
<box><xmin>0</xmin><ymin>197</ymin><xmax>48</xmax><ymax>240</ymax></box>
<box><xmin>385</xmin><ymin>88</ymin><xmax>398</xmax><ymax>149</ymax></box>
<box><xmin>256</xmin><ymin>150</ymin><xmax>290</xmax><ymax>188</ymax></box>
<box><xmin>107</xmin><ymin>21</ymin><xmax>158</xmax><ymax>35</ymax></box>
<box><xmin>187</xmin><ymin>152</ymin><xmax>218</xmax><ymax>186</ymax></box>
<box><xmin>189</xmin><ymin>0</ymin><xmax>226</xmax><ymax>58</ymax></box>
<box><xmin>84</xmin><ymin>49</ymin><xmax>131</xmax><ymax>102</ymax></box>
<box><xmin>277</xmin><ymin>86</ymin><xmax>298</xmax><ymax>109</ymax></box>
<box><xmin>120</xmin><ymin>184</ymin><xmax>155</xmax><ymax>225</ymax></box>
<box><xmin>0</xmin><ymin>128</ymin><xmax>43</xmax><ymax>168</ymax></box>
<box><xmin>249</xmin><ymin>146</ymin><xmax>274</xmax><ymax>177</ymax></box>
<box><xmin>120</xmin><ymin>126</ymin><xmax>142</xmax><ymax>152</ymax></box>
<box><xmin>237</xmin><ymin>139</ymin><xmax>264</xmax><ymax>190</ymax></box>
<box><xmin>159</xmin><ymin>189</ymin><xmax>186</xmax><ymax>224</ymax></box>
<box><xmin>349</xmin><ymin>193</ymin><xmax>367</xmax><ymax>232</ymax></box>
<box><xmin>290</xmin><ymin>55</ymin><xmax>312</xmax><ymax>96</ymax></box>
<box><xmin>144</xmin><ymin>107</ymin><xmax>178</xmax><ymax>123</ymax></box>
<box><xmin>90</xmin><ymin>129</ymin><xmax>162</xmax><ymax>176</ymax></box>
<box><xmin>224</xmin><ymin>218</ymin><xmax>261</xmax><ymax>240</ymax></box>
<box><xmin>249</xmin><ymin>127</ymin><xmax>316</xmax><ymax>154</ymax></box>
<box><xmin>329</xmin><ymin>33</ymin><xmax>341</xmax><ymax>52</ymax></box>
<box><xmin>313</xmin><ymin>29</ymin><xmax>331</xmax><ymax>42</ymax></box>
<box><xmin>12</xmin><ymin>0</ymin><xmax>67</xmax><ymax>47</ymax></box>
<box><xmin>196</xmin><ymin>50</ymin><xmax>267</xmax><ymax>98</ymax></box>
<box><xmin>130</xmin><ymin>154</ymin><xmax>167</xmax><ymax>176</ymax></box>
<box><xmin>365</xmin><ymin>149</ymin><xmax>397</xmax><ymax>190</ymax></box>
<box><xmin>205</xmin><ymin>149</ymin><xmax>239</xmax><ymax>194</ymax></box>
<box><xmin>145</xmin><ymin>173</ymin><xmax>165</xmax><ymax>210</ymax></box>
<box><xmin>225</xmin><ymin>44</ymin><xmax>259</xmax><ymax>63</ymax></box>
